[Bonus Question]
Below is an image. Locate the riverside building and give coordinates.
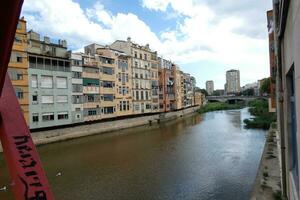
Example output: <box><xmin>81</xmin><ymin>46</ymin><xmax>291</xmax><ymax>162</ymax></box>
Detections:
<box><xmin>110</xmin><ymin>38</ymin><xmax>155</xmax><ymax>114</ymax></box>
<box><xmin>27</xmin><ymin>31</ymin><xmax>72</xmax><ymax>129</ymax></box>
<box><xmin>7</xmin><ymin>18</ymin><xmax>29</xmax><ymax>124</ymax></box>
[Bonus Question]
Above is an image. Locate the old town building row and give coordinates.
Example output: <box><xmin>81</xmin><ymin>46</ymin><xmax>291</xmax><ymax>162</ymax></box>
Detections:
<box><xmin>9</xmin><ymin>18</ymin><xmax>203</xmax><ymax>129</ymax></box>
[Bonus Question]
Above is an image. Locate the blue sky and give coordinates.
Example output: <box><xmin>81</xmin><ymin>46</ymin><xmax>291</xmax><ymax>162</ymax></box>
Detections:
<box><xmin>21</xmin><ymin>0</ymin><xmax>272</xmax><ymax>89</ymax></box>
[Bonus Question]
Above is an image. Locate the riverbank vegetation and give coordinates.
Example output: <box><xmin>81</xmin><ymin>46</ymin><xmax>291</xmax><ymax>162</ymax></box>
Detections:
<box><xmin>244</xmin><ymin>99</ymin><xmax>276</xmax><ymax>130</ymax></box>
<box><xmin>198</xmin><ymin>102</ymin><xmax>244</xmax><ymax>114</ymax></box>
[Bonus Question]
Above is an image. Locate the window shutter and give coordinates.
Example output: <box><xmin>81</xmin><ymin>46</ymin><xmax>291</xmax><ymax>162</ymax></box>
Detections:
<box><xmin>57</xmin><ymin>77</ymin><xmax>67</xmax><ymax>88</ymax></box>
<box><xmin>41</xmin><ymin>76</ymin><xmax>53</xmax><ymax>88</ymax></box>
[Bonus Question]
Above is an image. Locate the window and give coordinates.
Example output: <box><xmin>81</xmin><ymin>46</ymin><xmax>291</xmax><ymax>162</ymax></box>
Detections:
<box><xmin>42</xmin><ymin>113</ymin><xmax>54</xmax><ymax>121</ymax></box>
<box><xmin>72</xmin><ymin>84</ymin><xmax>83</xmax><ymax>92</ymax></box>
<box><xmin>140</xmin><ymin>54</ymin><xmax>142</xmax><ymax>59</ymax></box>
<box><xmin>136</xmin><ymin>91</ymin><xmax>139</xmax><ymax>100</ymax></box>
<box><xmin>141</xmin><ymin>91</ymin><xmax>144</xmax><ymax>100</ymax></box>
<box><xmin>127</xmin><ymin>101</ymin><xmax>130</xmax><ymax>110</ymax></box>
<box><xmin>57</xmin><ymin>77</ymin><xmax>67</xmax><ymax>88</ymax></box>
<box><xmin>102</xmin><ymin>81</ymin><xmax>114</xmax><ymax>88</ymax></box>
<box><xmin>32</xmin><ymin>95</ymin><xmax>38</xmax><ymax>104</ymax></box>
<box><xmin>123</xmin><ymin>101</ymin><xmax>126</xmax><ymax>111</ymax></box>
<box><xmin>146</xmin><ymin>91</ymin><xmax>149</xmax><ymax>100</ymax></box>
<box><xmin>14</xmin><ymin>87</ymin><xmax>23</xmax><ymax>99</ymax></box>
<box><xmin>41</xmin><ymin>76</ymin><xmax>53</xmax><ymax>88</ymax></box>
<box><xmin>17</xmin><ymin>56</ymin><xmax>22</xmax><ymax>63</ymax></box>
<box><xmin>87</xmin><ymin>95</ymin><xmax>95</xmax><ymax>102</ymax></box>
<box><xmin>103</xmin><ymin>107</ymin><xmax>114</xmax><ymax>114</ymax></box>
<box><xmin>73</xmin><ymin>95</ymin><xmax>83</xmax><ymax>104</ymax></box>
<box><xmin>146</xmin><ymin>104</ymin><xmax>151</xmax><ymax>109</ymax></box>
<box><xmin>103</xmin><ymin>67</ymin><xmax>114</xmax><ymax>75</ymax></box>
<box><xmin>58</xmin><ymin>112</ymin><xmax>68</xmax><ymax>120</ymax></box>
<box><xmin>88</xmin><ymin>110</ymin><xmax>97</xmax><ymax>116</ymax></box>
<box><xmin>134</xmin><ymin>51</ymin><xmax>137</xmax><ymax>58</ymax></box>
<box><xmin>119</xmin><ymin>101</ymin><xmax>123</xmax><ymax>111</ymax></box>
<box><xmin>16</xmin><ymin>91</ymin><xmax>23</xmax><ymax>99</ymax></box>
<box><xmin>32</xmin><ymin>113</ymin><xmax>39</xmax><ymax>122</ymax></box>
<box><xmin>144</xmin><ymin>54</ymin><xmax>147</xmax><ymax>60</ymax></box>
<box><xmin>103</xmin><ymin>94</ymin><xmax>114</xmax><ymax>101</ymax></box>
<box><xmin>72</xmin><ymin>71</ymin><xmax>82</xmax><ymax>78</ymax></box>
<box><xmin>41</xmin><ymin>96</ymin><xmax>54</xmax><ymax>104</ymax></box>
<box><xmin>134</xmin><ymin>104</ymin><xmax>140</xmax><ymax>111</ymax></box>
<box><xmin>57</xmin><ymin>95</ymin><xmax>68</xmax><ymax>103</ymax></box>
<box><xmin>17</xmin><ymin>22</ymin><xmax>22</xmax><ymax>29</ymax></box>
<box><xmin>17</xmin><ymin>73</ymin><xmax>23</xmax><ymax>80</ymax></box>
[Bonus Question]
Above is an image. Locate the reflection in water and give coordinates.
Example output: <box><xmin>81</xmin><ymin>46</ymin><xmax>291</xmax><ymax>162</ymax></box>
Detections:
<box><xmin>0</xmin><ymin>108</ymin><xmax>265</xmax><ymax>200</ymax></box>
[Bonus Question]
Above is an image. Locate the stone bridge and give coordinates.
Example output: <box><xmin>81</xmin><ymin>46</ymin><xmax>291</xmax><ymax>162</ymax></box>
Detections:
<box><xmin>206</xmin><ymin>96</ymin><xmax>268</xmax><ymax>104</ymax></box>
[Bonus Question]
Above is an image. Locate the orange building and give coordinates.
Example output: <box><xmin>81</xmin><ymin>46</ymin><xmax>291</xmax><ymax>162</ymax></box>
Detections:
<box><xmin>7</xmin><ymin>17</ymin><xmax>29</xmax><ymax>124</ymax></box>
<box><xmin>158</xmin><ymin>58</ymin><xmax>176</xmax><ymax>112</ymax></box>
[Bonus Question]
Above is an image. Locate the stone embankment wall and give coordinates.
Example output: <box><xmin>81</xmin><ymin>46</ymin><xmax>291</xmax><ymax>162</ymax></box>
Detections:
<box><xmin>0</xmin><ymin>106</ymin><xmax>200</xmax><ymax>152</ymax></box>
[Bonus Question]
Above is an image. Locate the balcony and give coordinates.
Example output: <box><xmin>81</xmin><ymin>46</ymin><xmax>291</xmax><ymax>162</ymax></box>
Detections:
<box><xmin>100</xmin><ymin>87</ymin><xmax>115</xmax><ymax>94</ymax></box>
<box><xmin>83</xmin><ymin>102</ymin><xmax>101</xmax><ymax>109</ymax></box>
<box><xmin>83</xmin><ymin>86</ymin><xmax>100</xmax><ymax>94</ymax></box>
<box><xmin>82</xmin><ymin>72</ymin><xmax>99</xmax><ymax>79</ymax></box>
<box><xmin>83</xmin><ymin>61</ymin><xmax>98</xmax><ymax>68</ymax></box>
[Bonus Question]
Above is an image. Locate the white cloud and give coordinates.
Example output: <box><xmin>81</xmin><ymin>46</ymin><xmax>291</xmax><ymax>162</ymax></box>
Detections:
<box><xmin>22</xmin><ymin>0</ymin><xmax>161</xmax><ymax>50</ymax></box>
<box><xmin>22</xmin><ymin>0</ymin><xmax>272</xmax><ymax>88</ymax></box>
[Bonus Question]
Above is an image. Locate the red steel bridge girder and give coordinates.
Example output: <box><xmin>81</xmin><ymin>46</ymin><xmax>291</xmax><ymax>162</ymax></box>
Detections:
<box><xmin>0</xmin><ymin>0</ymin><xmax>54</xmax><ymax>199</ymax></box>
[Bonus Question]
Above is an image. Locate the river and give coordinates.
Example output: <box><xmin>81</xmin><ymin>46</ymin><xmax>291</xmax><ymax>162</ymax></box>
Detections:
<box><xmin>0</xmin><ymin>108</ymin><xmax>266</xmax><ymax>200</ymax></box>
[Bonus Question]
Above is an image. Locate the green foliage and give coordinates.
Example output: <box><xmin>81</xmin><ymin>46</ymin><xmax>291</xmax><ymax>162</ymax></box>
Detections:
<box><xmin>241</xmin><ymin>88</ymin><xmax>254</xmax><ymax>96</ymax></box>
<box><xmin>260</xmin><ymin>78</ymin><xmax>271</xmax><ymax>95</ymax></box>
<box><xmin>198</xmin><ymin>102</ymin><xmax>244</xmax><ymax>114</ymax></box>
<box><xmin>244</xmin><ymin>99</ymin><xmax>276</xmax><ymax>130</ymax></box>
<box><xmin>200</xmin><ymin>89</ymin><xmax>208</xmax><ymax>96</ymax></box>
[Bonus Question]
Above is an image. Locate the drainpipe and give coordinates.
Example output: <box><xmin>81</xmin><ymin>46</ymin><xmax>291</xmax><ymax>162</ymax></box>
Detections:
<box><xmin>273</xmin><ymin>0</ymin><xmax>287</xmax><ymax>198</ymax></box>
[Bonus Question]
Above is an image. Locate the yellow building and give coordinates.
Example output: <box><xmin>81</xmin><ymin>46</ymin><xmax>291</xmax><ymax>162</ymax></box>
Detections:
<box><xmin>175</xmin><ymin>68</ymin><xmax>183</xmax><ymax>110</ymax></box>
<box><xmin>7</xmin><ymin>18</ymin><xmax>29</xmax><ymax>124</ymax></box>
<box><xmin>96</xmin><ymin>48</ymin><xmax>118</xmax><ymax>119</ymax></box>
<box><xmin>82</xmin><ymin>54</ymin><xmax>101</xmax><ymax>121</ymax></box>
<box><xmin>114</xmin><ymin>51</ymin><xmax>133</xmax><ymax>117</ymax></box>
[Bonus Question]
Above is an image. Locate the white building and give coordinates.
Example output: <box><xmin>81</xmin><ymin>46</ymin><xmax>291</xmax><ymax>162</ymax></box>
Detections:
<box><xmin>206</xmin><ymin>80</ymin><xmax>214</xmax><ymax>95</ymax></box>
<box><xmin>225</xmin><ymin>69</ymin><xmax>240</xmax><ymax>94</ymax></box>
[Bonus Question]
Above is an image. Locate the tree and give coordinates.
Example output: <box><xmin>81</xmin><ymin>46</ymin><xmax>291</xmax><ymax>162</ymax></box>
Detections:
<box><xmin>242</xmin><ymin>88</ymin><xmax>255</xmax><ymax>96</ymax></box>
<box><xmin>200</xmin><ymin>89</ymin><xmax>208</xmax><ymax>96</ymax></box>
<box><xmin>260</xmin><ymin>78</ymin><xmax>271</xmax><ymax>95</ymax></box>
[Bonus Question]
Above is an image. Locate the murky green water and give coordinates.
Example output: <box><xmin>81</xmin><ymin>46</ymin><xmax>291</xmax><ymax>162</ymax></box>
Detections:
<box><xmin>0</xmin><ymin>108</ymin><xmax>266</xmax><ymax>200</ymax></box>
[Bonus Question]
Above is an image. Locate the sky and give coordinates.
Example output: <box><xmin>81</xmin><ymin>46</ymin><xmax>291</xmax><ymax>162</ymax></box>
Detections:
<box><xmin>21</xmin><ymin>0</ymin><xmax>273</xmax><ymax>89</ymax></box>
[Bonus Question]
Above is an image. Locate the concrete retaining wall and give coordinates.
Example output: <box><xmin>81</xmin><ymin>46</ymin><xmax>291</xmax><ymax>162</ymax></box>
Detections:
<box><xmin>0</xmin><ymin>106</ymin><xmax>200</xmax><ymax>152</ymax></box>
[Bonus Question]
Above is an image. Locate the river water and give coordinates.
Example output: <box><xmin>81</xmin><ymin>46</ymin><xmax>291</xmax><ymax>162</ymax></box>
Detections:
<box><xmin>0</xmin><ymin>108</ymin><xmax>266</xmax><ymax>200</ymax></box>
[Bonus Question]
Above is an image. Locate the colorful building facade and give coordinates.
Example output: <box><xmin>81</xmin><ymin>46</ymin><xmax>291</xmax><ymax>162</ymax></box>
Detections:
<box><xmin>8</xmin><ymin>18</ymin><xmax>29</xmax><ymax>124</ymax></box>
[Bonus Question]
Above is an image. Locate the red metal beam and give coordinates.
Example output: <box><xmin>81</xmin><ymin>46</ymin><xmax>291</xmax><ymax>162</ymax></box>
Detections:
<box><xmin>0</xmin><ymin>75</ymin><xmax>54</xmax><ymax>199</ymax></box>
<box><xmin>0</xmin><ymin>0</ymin><xmax>24</xmax><ymax>95</ymax></box>
<box><xmin>0</xmin><ymin>0</ymin><xmax>54</xmax><ymax>199</ymax></box>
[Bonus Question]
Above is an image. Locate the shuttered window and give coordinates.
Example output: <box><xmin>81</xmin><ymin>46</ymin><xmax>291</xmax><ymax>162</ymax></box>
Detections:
<box><xmin>31</xmin><ymin>75</ymin><xmax>38</xmax><ymax>88</ymax></box>
<box><xmin>41</xmin><ymin>96</ymin><xmax>54</xmax><ymax>104</ymax></box>
<box><xmin>42</xmin><ymin>113</ymin><xmax>54</xmax><ymax>121</ymax></box>
<box><xmin>58</xmin><ymin>112</ymin><xmax>68</xmax><ymax>120</ymax></box>
<box><xmin>57</xmin><ymin>95</ymin><xmax>68</xmax><ymax>103</ymax></box>
<box><xmin>41</xmin><ymin>76</ymin><xmax>53</xmax><ymax>88</ymax></box>
<box><xmin>57</xmin><ymin>77</ymin><xmax>67</xmax><ymax>88</ymax></box>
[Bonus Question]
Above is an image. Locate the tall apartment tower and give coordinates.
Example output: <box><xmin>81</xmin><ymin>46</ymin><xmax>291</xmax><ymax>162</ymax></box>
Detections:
<box><xmin>27</xmin><ymin>31</ymin><xmax>72</xmax><ymax>129</ymax></box>
<box><xmin>110</xmin><ymin>38</ymin><xmax>157</xmax><ymax>114</ymax></box>
<box><xmin>7</xmin><ymin>18</ymin><xmax>29</xmax><ymax>124</ymax></box>
<box><xmin>225</xmin><ymin>69</ymin><xmax>240</xmax><ymax>94</ymax></box>
<box><xmin>206</xmin><ymin>80</ymin><xmax>214</xmax><ymax>95</ymax></box>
